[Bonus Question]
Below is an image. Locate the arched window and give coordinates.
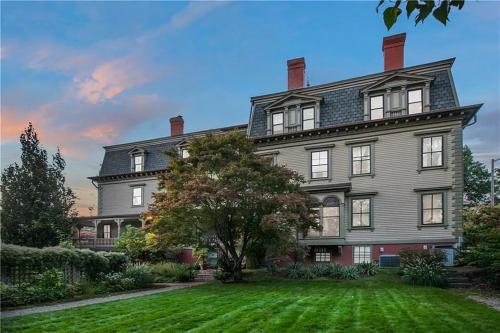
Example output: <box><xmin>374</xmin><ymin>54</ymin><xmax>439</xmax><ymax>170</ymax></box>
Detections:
<box><xmin>322</xmin><ymin>196</ymin><xmax>340</xmax><ymax>237</ymax></box>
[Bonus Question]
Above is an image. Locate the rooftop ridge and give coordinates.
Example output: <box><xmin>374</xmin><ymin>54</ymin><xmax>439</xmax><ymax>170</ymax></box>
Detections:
<box><xmin>103</xmin><ymin>123</ymin><xmax>248</xmax><ymax>150</ymax></box>
<box><xmin>250</xmin><ymin>58</ymin><xmax>455</xmax><ymax>101</ymax></box>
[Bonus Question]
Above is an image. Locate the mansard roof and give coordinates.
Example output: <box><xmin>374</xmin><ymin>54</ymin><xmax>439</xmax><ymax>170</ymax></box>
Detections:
<box><xmin>93</xmin><ymin>124</ymin><xmax>247</xmax><ymax>180</ymax></box>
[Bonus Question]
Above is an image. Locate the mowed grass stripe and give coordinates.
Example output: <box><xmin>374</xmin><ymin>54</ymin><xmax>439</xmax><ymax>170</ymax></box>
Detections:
<box><xmin>2</xmin><ymin>272</ymin><xmax>500</xmax><ymax>333</ymax></box>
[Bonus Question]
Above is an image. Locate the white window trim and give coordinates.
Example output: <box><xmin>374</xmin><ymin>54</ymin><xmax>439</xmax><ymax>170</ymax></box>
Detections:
<box><xmin>353</xmin><ymin>246</ymin><xmax>372</xmax><ymax>264</ymax></box>
<box><xmin>132</xmin><ymin>186</ymin><xmax>144</xmax><ymax>207</ymax></box>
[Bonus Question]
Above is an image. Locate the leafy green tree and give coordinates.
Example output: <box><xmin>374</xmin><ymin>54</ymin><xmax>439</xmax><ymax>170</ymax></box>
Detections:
<box><xmin>1</xmin><ymin>123</ymin><xmax>76</xmax><ymax>247</ymax></box>
<box><xmin>147</xmin><ymin>131</ymin><xmax>319</xmax><ymax>281</ymax></box>
<box><xmin>459</xmin><ymin>205</ymin><xmax>500</xmax><ymax>288</ymax></box>
<box><xmin>115</xmin><ymin>226</ymin><xmax>147</xmax><ymax>262</ymax></box>
<box><xmin>463</xmin><ymin>145</ymin><xmax>491</xmax><ymax>205</ymax></box>
<box><xmin>376</xmin><ymin>0</ymin><xmax>465</xmax><ymax>30</ymax></box>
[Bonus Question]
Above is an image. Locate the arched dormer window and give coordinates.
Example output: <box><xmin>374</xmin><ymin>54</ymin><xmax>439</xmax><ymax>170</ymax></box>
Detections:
<box><xmin>129</xmin><ymin>148</ymin><xmax>146</xmax><ymax>173</ymax></box>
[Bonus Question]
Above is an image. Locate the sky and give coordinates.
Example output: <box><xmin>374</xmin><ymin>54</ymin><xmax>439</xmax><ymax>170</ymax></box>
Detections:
<box><xmin>1</xmin><ymin>1</ymin><xmax>499</xmax><ymax>215</ymax></box>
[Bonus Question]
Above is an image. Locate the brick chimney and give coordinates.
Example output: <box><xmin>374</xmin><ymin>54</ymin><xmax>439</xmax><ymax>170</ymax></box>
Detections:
<box><xmin>287</xmin><ymin>57</ymin><xmax>305</xmax><ymax>90</ymax></box>
<box><xmin>382</xmin><ymin>33</ymin><xmax>406</xmax><ymax>71</ymax></box>
<box><xmin>169</xmin><ymin>115</ymin><xmax>184</xmax><ymax>136</ymax></box>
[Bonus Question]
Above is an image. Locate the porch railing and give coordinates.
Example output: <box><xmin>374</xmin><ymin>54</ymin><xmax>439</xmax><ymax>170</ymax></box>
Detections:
<box><xmin>73</xmin><ymin>238</ymin><xmax>116</xmax><ymax>248</ymax></box>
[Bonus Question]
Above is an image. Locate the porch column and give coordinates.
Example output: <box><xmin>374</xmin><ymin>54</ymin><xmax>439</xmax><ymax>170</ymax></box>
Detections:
<box><xmin>94</xmin><ymin>220</ymin><xmax>98</xmax><ymax>239</ymax></box>
<box><xmin>115</xmin><ymin>218</ymin><xmax>124</xmax><ymax>237</ymax></box>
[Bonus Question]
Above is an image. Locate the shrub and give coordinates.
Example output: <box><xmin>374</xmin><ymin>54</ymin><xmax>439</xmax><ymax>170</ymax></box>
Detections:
<box><xmin>102</xmin><ymin>252</ymin><xmax>129</xmax><ymax>273</ymax></box>
<box><xmin>149</xmin><ymin>262</ymin><xmax>195</xmax><ymax>282</ymax></box>
<box><xmin>99</xmin><ymin>272</ymin><xmax>135</xmax><ymax>292</ymax></box>
<box><xmin>327</xmin><ymin>263</ymin><xmax>344</xmax><ymax>279</ymax></box>
<box><xmin>402</xmin><ymin>258</ymin><xmax>447</xmax><ymax>287</ymax></box>
<box><xmin>0</xmin><ymin>269</ymin><xmax>70</xmax><ymax>307</ymax></box>
<box><xmin>123</xmin><ymin>264</ymin><xmax>154</xmax><ymax>288</ymax></box>
<box><xmin>356</xmin><ymin>262</ymin><xmax>379</xmax><ymax>276</ymax></box>
<box><xmin>285</xmin><ymin>263</ymin><xmax>305</xmax><ymax>279</ymax></box>
<box><xmin>174</xmin><ymin>265</ymin><xmax>196</xmax><ymax>282</ymax></box>
<box><xmin>459</xmin><ymin>205</ymin><xmax>500</xmax><ymax>288</ymax></box>
<box><xmin>341</xmin><ymin>266</ymin><xmax>359</xmax><ymax>280</ymax></box>
<box><xmin>115</xmin><ymin>226</ymin><xmax>147</xmax><ymax>262</ymax></box>
<box><xmin>0</xmin><ymin>243</ymin><xmax>127</xmax><ymax>284</ymax></box>
<box><xmin>193</xmin><ymin>248</ymin><xmax>209</xmax><ymax>269</ymax></box>
<box><xmin>400</xmin><ymin>249</ymin><xmax>447</xmax><ymax>287</ymax></box>
<box><xmin>310</xmin><ymin>264</ymin><xmax>331</xmax><ymax>278</ymax></box>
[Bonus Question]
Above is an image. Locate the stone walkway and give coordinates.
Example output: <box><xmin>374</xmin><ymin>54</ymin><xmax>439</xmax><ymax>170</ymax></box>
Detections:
<box><xmin>1</xmin><ymin>281</ymin><xmax>207</xmax><ymax>319</ymax></box>
<box><xmin>468</xmin><ymin>295</ymin><xmax>500</xmax><ymax>311</ymax></box>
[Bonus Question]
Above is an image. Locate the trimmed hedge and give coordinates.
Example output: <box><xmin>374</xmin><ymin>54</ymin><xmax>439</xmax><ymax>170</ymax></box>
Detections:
<box><xmin>1</xmin><ymin>243</ymin><xmax>128</xmax><ymax>284</ymax></box>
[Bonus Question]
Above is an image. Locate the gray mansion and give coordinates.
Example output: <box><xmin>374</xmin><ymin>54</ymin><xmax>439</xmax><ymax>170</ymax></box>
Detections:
<box><xmin>74</xmin><ymin>33</ymin><xmax>481</xmax><ymax>266</ymax></box>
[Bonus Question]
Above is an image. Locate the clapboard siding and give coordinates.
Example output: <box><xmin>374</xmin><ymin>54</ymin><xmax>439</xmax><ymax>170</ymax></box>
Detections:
<box><xmin>98</xmin><ymin>177</ymin><xmax>158</xmax><ymax>216</ymax></box>
<box><xmin>258</xmin><ymin>120</ymin><xmax>463</xmax><ymax>243</ymax></box>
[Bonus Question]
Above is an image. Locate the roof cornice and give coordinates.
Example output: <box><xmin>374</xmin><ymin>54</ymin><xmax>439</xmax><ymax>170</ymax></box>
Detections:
<box><xmin>252</xmin><ymin>104</ymin><xmax>482</xmax><ymax>146</ymax></box>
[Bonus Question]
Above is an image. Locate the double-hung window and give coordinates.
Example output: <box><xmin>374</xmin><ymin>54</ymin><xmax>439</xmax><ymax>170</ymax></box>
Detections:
<box><xmin>132</xmin><ymin>187</ymin><xmax>143</xmax><ymax>206</ymax></box>
<box><xmin>103</xmin><ymin>225</ymin><xmax>111</xmax><ymax>239</ymax></box>
<box><xmin>311</xmin><ymin>151</ymin><xmax>328</xmax><ymax>179</ymax></box>
<box><xmin>422</xmin><ymin>136</ymin><xmax>443</xmax><ymax>168</ymax></box>
<box><xmin>370</xmin><ymin>95</ymin><xmax>384</xmax><ymax>120</ymax></box>
<box><xmin>353</xmin><ymin>246</ymin><xmax>371</xmax><ymax>264</ymax></box>
<box><xmin>352</xmin><ymin>145</ymin><xmax>371</xmax><ymax>175</ymax></box>
<box><xmin>134</xmin><ymin>155</ymin><xmax>143</xmax><ymax>172</ymax></box>
<box><xmin>181</xmin><ymin>148</ymin><xmax>190</xmax><ymax>159</ymax></box>
<box><xmin>351</xmin><ymin>198</ymin><xmax>371</xmax><ymax>227</ymax></box>
<box><xmin>302</xmin><ymin>107</ymin><xmax>315</xmax><ymax>130</ymax></box>
<box><xmin>315</xmin><ymin>248</ymin><xmax>331</xmax><ymax>262</ymax></box>
<box><xmin>422</xmin><ymin>193</ymin><xmax>443</xmax><ymax>225</ymax></box>
<box><xmin>272</xmin><ymin>113</ymin><xmax>284</xmax><ymax>134</ymax></box>
<box><xmin>408</xmin><ymin>89</ymin><xmax>423</xmax><ymax>114</ymax></box>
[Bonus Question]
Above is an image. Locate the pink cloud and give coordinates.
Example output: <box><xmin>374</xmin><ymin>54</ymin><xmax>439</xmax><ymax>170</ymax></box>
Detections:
<box><xmin>74</xmin><ymin>56</ymin><xmax>159</xmax><ymax>104</ymax></box>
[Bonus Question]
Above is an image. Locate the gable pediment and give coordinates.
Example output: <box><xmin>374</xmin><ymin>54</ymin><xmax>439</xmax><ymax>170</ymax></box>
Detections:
<box><xmin>361</xmin><ymin>72</ymin><xmax>434</xmax><ymax>94</ymax></box>
<box><xmin>128</xmin><ymin>147</ymin><xmax>146</xmax><ymax>155</ymax></box>
<box><xmin>264</xmin><ymin>93</ymin><xmax>322</xmax><ymax>111</ymax></box>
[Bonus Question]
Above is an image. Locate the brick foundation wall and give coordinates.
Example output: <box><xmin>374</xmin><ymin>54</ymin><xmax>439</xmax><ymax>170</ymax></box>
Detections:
<box><xmin>178</xmin><ymin>248</ymin><xmax>195</xmax><ymax>264</ymax></box>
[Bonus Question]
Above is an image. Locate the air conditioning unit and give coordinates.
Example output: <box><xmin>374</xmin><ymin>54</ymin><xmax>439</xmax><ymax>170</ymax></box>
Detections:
<box><xmin>379</xmin><ymin>255</ymin><xmax>400</xmax><ymax>268</ymax></box>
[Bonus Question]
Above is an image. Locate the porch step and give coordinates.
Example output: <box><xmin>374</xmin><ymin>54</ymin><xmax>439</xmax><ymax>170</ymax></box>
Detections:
<box><xmin>448</xmin><ymin>282</ymin><xmax>473</xmax><ymax>289</ymax></box>
<box><xmin>447</xmin><ymin>276</ymin><xmax>470</xmax><ymax>283</ymax></box>
<box><xmin>195</xmin><ymin>270</ymin><xmax>215</xmax><ymax>282</ymax></box>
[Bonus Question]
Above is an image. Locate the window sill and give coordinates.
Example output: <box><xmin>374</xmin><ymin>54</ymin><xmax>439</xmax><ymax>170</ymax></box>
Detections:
<box><xmin>417</xmin><ymin>166</ymin><xmax>447</xmax><ymax>173</ymax></box>
<box><xmin>349</xmin><ymin>173</ymin><xmax>375</xmax><ymax>179</ymax></box>
<box><xmin>418</xmin><ymin>224</ymin><xmax>448</xmax><ymax>230</ymax></box>
<box><xmin>308</xmin><ymin>177</ymin><xmax>331</xmax><ymax>183</ymax></box>
<box><xmin>131</xmin><ymin>205</ymin><xmax>144</xmax><ymax>208</ymax></box>
<box><xmin>348</xmin><ymin>227</ymin><xmax>374</xmax><ymax>232</ymax></box>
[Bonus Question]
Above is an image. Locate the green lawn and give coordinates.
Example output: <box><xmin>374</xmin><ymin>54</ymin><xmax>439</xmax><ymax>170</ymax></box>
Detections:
<box><xmin>2</xmin><ymin>271</ymin><xmax>499</xmax><ymax>333</ymax></box>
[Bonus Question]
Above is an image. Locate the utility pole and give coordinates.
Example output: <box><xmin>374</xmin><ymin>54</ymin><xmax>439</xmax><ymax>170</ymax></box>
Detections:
<box><xmin>491</xmin><ymin>158</ymin><xmax>500</xmax><ymax>206</ymax></box>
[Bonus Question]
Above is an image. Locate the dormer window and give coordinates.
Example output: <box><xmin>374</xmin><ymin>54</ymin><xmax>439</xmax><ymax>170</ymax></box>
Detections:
<box><xmin>408</xmin><ymin>89</ymin><xmax>423</xmax><ymax>114</ymax></box>
<box><xmin>134</xmin><ymin>155</ymin><xmax>143</xmax><ymax>172</ymax></box>
<box><xmin>181</xmin><ymin>148</ymin><xmax>190</xmax><ymax>159</ymax></box>
<box><xmin>370</xmin><ymin>95</ymin><xmax>384</xmax><ymax>120</ymax></box>
<box><xmin>362</xmin><ymin>73</ymin><xmax>433</xmax><ymax>121</ymax></box>
<box><xmin>272</xmin><ymin>112</ymin><xmax>284</xmax><ymax>134</ymax></box>
<box><xmin>302</xmin><ymin>107</ymin><xmax>315</xmax><ymax>130</ymax></box>
<box><xmin>264</xmin><ymin>93</ymin><xmax>322</xmax><ymax>136</ymax></box>
<box><xmin>129</xmin><ymin>147</ymin><xmax>146</xmax><ymax>173</ymax></box>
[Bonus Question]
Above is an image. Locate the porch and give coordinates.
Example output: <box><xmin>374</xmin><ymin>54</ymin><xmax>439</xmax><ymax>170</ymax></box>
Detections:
<box><xmin>72</xmin><ymin>214</ymin><xmax>146</xmax><ymax>251</ymax></box>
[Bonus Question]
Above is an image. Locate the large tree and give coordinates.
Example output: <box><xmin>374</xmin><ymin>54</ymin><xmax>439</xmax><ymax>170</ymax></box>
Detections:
<box><xmin>463</xmin><ymin>145</ymin><xmax>490</xmax><ymax>205</ymax></box>
<box><xmin>1</xmin><ymin>123</ymin><xmax>76</xmax><ymax>247</ymax></box>
<box><xmin>147</xmin><ymin>131</ymin><xmax>319</xmax><ymax>281</ymax></box>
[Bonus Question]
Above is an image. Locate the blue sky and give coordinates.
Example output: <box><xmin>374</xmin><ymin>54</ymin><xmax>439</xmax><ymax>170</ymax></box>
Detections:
<box><xmin>2</xmin><ymin>1</ymin><xmax>499</xmax><ymax>214</ymax></box>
